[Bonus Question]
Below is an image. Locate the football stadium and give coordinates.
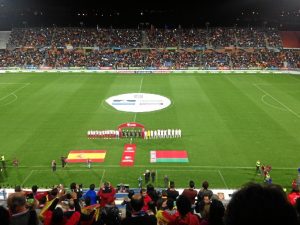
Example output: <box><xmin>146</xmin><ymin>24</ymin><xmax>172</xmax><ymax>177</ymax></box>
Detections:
<box><xmin>0</xmin><ymin>0</ymin><xmax>300</xmax><ymax>224</ymax></box>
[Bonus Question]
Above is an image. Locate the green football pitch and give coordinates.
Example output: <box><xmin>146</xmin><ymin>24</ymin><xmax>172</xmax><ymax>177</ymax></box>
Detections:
<box><xmin>0</xmin><ymin>72</ymin><xmax>300</xmax><ymax>190</ymax></box>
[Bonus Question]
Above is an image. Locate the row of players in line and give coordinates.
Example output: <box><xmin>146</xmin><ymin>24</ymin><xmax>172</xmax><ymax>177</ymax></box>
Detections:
<box><xmin>87</xmin><ymin>129</ymin><xmax>182</xmax><ymax>139</ymax></box>
<box><xmin>144</xmin><ymin>129</ymin><xmax>182</xmax><ymax>139</ymax></box>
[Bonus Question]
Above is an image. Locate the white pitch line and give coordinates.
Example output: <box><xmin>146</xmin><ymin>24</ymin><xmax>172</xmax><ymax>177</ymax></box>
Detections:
<box><xmin>261</xmin><ymin>95</ymin><xmax>287</xmax><ymax>111</ymax></box>
<box><xmin>8</xmin><ymin>165</ymin><xmax>298</xmax><ymax>170</ymax></box>
<box><xmin>130</xmin><ymin>77</ymin><xmax>144</xmax><ymax>144</ymax></box>
<box><xmin>21</xmin><ymin>170</ymin><xmax>34</xmax><ymax>186</ymax></box>
<box><xmin>156</xmin><ymin>169</ymin><xmax>218</xmax><ymax>172</ymax></box>
<box><xmin>0</xmin><ymin>83</ymin><xmax>30</xmax><ymax>85</ymax></box>
<box><xmin>138</xmin><ymin>77</ymin><xmax>144</xmax><ymax>93</ymax></box>
<box><xmin>28</xmin><ymin>169</ymin><xmax>99</xmax><ymax>172</ymax></box>
<box><xmin>99</xmin><ymin>169</ymin><xmax>106</xmax><ymax>186</ymax></box>
<box><xmin>253</xmin><ymin>83</ymin><xmax>300</xmax><ymax>119</ymax></box>
<box><xmin>0</xmin><ymin>83</ymin><xmax>30</xmax><ymax>102</ymax></box>
<box><xmin>0</xmin><ymin>93</ymin><xmax>17</xmax><ymax>106</ymax></box>
<box><xmin>218</xmin><ymin>170</ymin><xmax>228</xmax><ymax>189</ymax></box>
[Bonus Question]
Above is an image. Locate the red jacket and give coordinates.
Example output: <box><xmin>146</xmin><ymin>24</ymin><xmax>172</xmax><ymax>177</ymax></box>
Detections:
<box><xmin>169</xmin><ymin>212</ymin><xmax>201</xmax><ymax>225</ymax></box>
<box><xmin>142</xmin><ymin>194</ymin><xmax>152</xmax><ymax>212</ymax></box>
<box><xmin>288</xmin><ymin>191</ymin><xmax>300</xmax><ymax>205</ymax></box>
<box><xmin>97</xmin><ymin>186</ymin><xmax>116</xmax><ymax>207</ymax></box>
<box><xmin>182</xmin><ymin>188</ymin><xmax>197</xmax><ymax>205</ymax></box>
<box><xmin>43</xmin><ymin>210</ymin><xmax>81</xmax><ymax>225</ymax></box>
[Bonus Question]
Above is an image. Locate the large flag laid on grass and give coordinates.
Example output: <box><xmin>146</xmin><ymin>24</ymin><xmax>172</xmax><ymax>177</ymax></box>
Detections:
<box><xmin>66</xmin><ymin>150</ymin><xmax>106</xmax><ymax>163</ymax></box>
<box><xmin>150</xmin><ymin>150</ymin><xmax>189</xmax><ymax>163</ymax></box>
<box><xmin>120</xmin><ymin>144</ymin><xmax>136</xmax><ymax>167</ymax></box>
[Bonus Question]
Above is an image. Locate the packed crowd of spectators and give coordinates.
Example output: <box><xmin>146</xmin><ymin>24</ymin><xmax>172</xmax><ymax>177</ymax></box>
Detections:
<box><xmin>208</xmin><ymin>28</ymin><xmax>236</xmax><ymax>48</ymax></box>
<box><xmin>1</xmin><ymin>180</ymin><xmax>300</xmax><ymax>225</ymax></box>
<box><xmin>1</xmin><ymin>48</ymin><xmax>299</xmax><ymax>69</ymax></box>
<box><xmin>6</xmin><ymin>27</ymin><xmax>285</xmax><ymax>49</ymax></box>
<box><xmin>235</xmin><ymin>28</ymin><xmax>267</xmax><ymax>48</ymax></box>
<box><xmin>1</xmin><ymin>27</ymin><xmax>300</xmax><ymax>69</ymax></box>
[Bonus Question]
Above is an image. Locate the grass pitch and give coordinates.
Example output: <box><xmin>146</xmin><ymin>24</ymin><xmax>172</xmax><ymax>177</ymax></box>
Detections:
<box><xmin>0</xmin><ymin>72</ymin><xmax>300</xmax><ymax>190</ymax></box>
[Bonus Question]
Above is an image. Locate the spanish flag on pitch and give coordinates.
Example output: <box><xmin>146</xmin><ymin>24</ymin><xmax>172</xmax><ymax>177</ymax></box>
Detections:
<box><xmin>66</xmin><ymin>150</ymin><xmax>106</xmax><ymax>163</ymax></box>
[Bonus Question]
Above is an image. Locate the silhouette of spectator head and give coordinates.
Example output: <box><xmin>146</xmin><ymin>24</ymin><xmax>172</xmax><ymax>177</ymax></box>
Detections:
<box><xmin>0</xmin><ymin>206</ymin><xmax>10</xmax><ymax>225</ymax></box>
<box><xmin>202</xmin><ymin>181</ymin><xmax>209</xmax><ymax>189</ymax></box>
<box><xmin>189</xmin><ymin>180</ymin><xmax>195</xmax><ymax>188</ymax></box>
<box><xmin>31</xmin><ymin>185</ymin><xmax>38</xmax><ymax>194</ymax></box>
<box><xmin>7</xmin><ymin>192</ymin><xmax>26</xmax><ymax>214</ymax></box>
<box><xmin>130</xmin><ymin>194</ymin><xmax>144</xmax><ymax>212</ymax></box>
<box><xmin>224</xmin><ymin>183</ymin><xmax>298</xmax><ymax>225</ymax></box>
<box><xmin>52</xmin><ymin>207</ymin><xmax>64</xmax><ymax>224</ymax></box>
<box><xmin>166</xmin><ymin>198</ymin><xmax>175</xmax><ymax>210</ymax></box>
<box><xmin>209</xmin><ymin>199</ymin><xmax>225</xmax><ymax>225</ymax></box>
<box><xmin>170</xmin><ymin>181</ymin><xmax>175</xmax><ymax>188</ymax></box>
<box><xmin>89</xmin><ymin>184</ymin><xmax>95</xmax><ymax>190</ymax></box>
<box><xmin>176</xmin><ymin>195</ymin><xmax>191</xmax><ymax>217</ymax></box>
<box><xmin>14</xmin><ymin>185</ymin><xmax>22</xmax><ymax>192</ymax></box>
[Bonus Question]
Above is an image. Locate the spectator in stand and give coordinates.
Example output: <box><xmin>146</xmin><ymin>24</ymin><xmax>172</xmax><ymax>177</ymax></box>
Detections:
<box><xmin>121</xmin><ymin>189</ymin><xmax>135</xmax><ymax>218</ymax></box>
<box><xmin>70</xmin><ymin>182</ymin><xmax>83</xmax><ymax>199</ymax></box>
<box><xmin>224</xmin><ymin>183</ymin><xmax>298</xmax><ymax>225</ymax></box>
<box><xmin>140</xmin><ymin>188</ymin><xmax>152</xmax><ymax>212</ymax></box>
<box><xmin>156</xmin><ymin>198</ymin><xmax>179</xmax><ymax>225</ymax></box>
<box><xmin>0</xmin><ymin>205</ymin><xmax>10</xmax><ymax>225</ymax></box>
<box><xmin>196</xmin><ymin>193</ymin><xmax>212</xmax><ymax>220</ymax></box>
<box><xmin>14</xmin><ymin>185</ymin><xmax>23</xmax><ymax>193</ymax></box>
<box><xmin>288</xmin><ymin>185</ymin><xmax>300</xmax><ymax>206</ymax></box>
<box><xmin>121</xmin><ymin>193</ymin><xmax>157</xmax><ymax>225</ymax></box>
<box><xmin>7</xmin><ymin>192</ymin><xmax>39</xmax><ymax>225</ymax></box>
<box><xmin>146</xmin><ymin>183</ymin><xmax>159</xmax><ymax>205</ymax></box>
<box><xmin>296</xmin><ymin>198</ymin><xmax>300</xmax><ymax>223</ymax></box>
<box><xmin>97</xmin><ymin>181</ymin><xmax>116</xmax><ymax>208</ymax></box>
<box><xmin>83</xmin><ymin>183</ymin><xmax>97</xmax><ymax>205</ymax></box>
<box><xmin>197</xmin><ymin>181</ymin><xmax>213</xmax><ymax>202</ymax></box>
<box><xmin>169</xmin><ymin>195</ymin><xmax>201</xmax><ymax>225</ymax></box>
<box><xmin>200</xmin><ymin>199</ymin><xmax>225</xmax><ymax>225</ymax></box>
<box><xmin>42</xmin><ymin>191</ymin><xmax>81</xmax><ymax>225</ymax></box>
<box><xmin>99</xmin><ymin>196</ymin><xmax>121</xmax><ymax>225</ymax></box>
<box><xmin>182</xmin><ymin>180</ymin><xmax>198</xmax><ymax>205</ymax></box>
<box><xmin>166</xmin><ymin>181</ymin><xmax>179</xmax><ymax>202</ymax></box>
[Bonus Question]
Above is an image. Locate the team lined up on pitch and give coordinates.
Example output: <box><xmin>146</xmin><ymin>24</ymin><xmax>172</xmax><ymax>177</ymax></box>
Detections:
<box><xmin>87</xmin><ymin>129</ymin><xmax>182</xmax><ymax>139</ymax></box>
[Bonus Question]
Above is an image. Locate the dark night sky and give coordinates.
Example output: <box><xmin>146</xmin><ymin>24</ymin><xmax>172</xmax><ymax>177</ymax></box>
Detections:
<box><xmin>0</xmin><ymin>0</ymin><xmax>299</xmax><ymax>28</ymax></box>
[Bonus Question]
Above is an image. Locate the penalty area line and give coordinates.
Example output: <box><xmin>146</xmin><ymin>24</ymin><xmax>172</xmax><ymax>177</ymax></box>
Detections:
<box><xmin>0</xmin><ymin>83</ymin><xmax>30</xmax><ymax>102</ymax></box>
<box><xmin>253</xmin><ymin>83</ymin><xmax>300</xmax><ymax>119</ymax></box>
<box><xmin>218</xmin><ymin>170</ymin><xmax>229</xmax><ymax>189</ymax></box>
<box><xmin>21</xmin><ymin>170</ymin><xmax>34</xmax><ymax>186</ymax></box>
<box><xmin>99</xmin><ymin>169</ymin><xmax>106</xmax><ymax>186</ymax></box>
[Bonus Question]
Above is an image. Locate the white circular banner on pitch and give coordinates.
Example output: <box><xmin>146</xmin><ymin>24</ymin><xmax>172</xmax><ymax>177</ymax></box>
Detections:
<box><xmin>105</xmin><ymin>93</ymin><xmax>171</xmax><ymax>112</ymax></box>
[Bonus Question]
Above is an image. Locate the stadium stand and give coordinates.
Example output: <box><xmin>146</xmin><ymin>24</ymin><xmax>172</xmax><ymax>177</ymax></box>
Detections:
<box><xmin>0</xmin><ymin>27</ymin><xmax>299</xmax><ymax>69</ymax></box>
<box><xmin>0</xmin><ymin>26</ymin><xmax>300</xmax><ymax>224</ymax></box>
<box><xmin>0</xmin><ymin>31</ymin><xmax>11</xmax><ymax>49</ymax></box>
<box><xmin>280</xmin><ymin>31</ymin><xmax>300</xmax><ymax>49</ymax></box>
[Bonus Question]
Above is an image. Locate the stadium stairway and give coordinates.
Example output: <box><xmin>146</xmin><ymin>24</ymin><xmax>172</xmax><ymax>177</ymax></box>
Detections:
<box><xmin>0</xmin><ymin>31</ymin><xmax>11</xmax><ymax>49</ymax></box>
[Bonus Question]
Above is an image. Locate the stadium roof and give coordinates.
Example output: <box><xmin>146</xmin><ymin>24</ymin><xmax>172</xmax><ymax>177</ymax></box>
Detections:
<box><xmin>0</xmin><ymin>0</ymin><xmax>299</xmax><ymax>29</ymax></box>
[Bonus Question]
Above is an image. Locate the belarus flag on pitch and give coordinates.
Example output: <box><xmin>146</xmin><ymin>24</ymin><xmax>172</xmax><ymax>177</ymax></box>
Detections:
<box><xmin>66</xmin><ymin>150</ymin><xmax>106</xmax><ymax>163</ymax></box>
<box><xmin>150</xmin><ymin>150</ymin><xmax>189</xmax><ymax>163</ymax></box>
